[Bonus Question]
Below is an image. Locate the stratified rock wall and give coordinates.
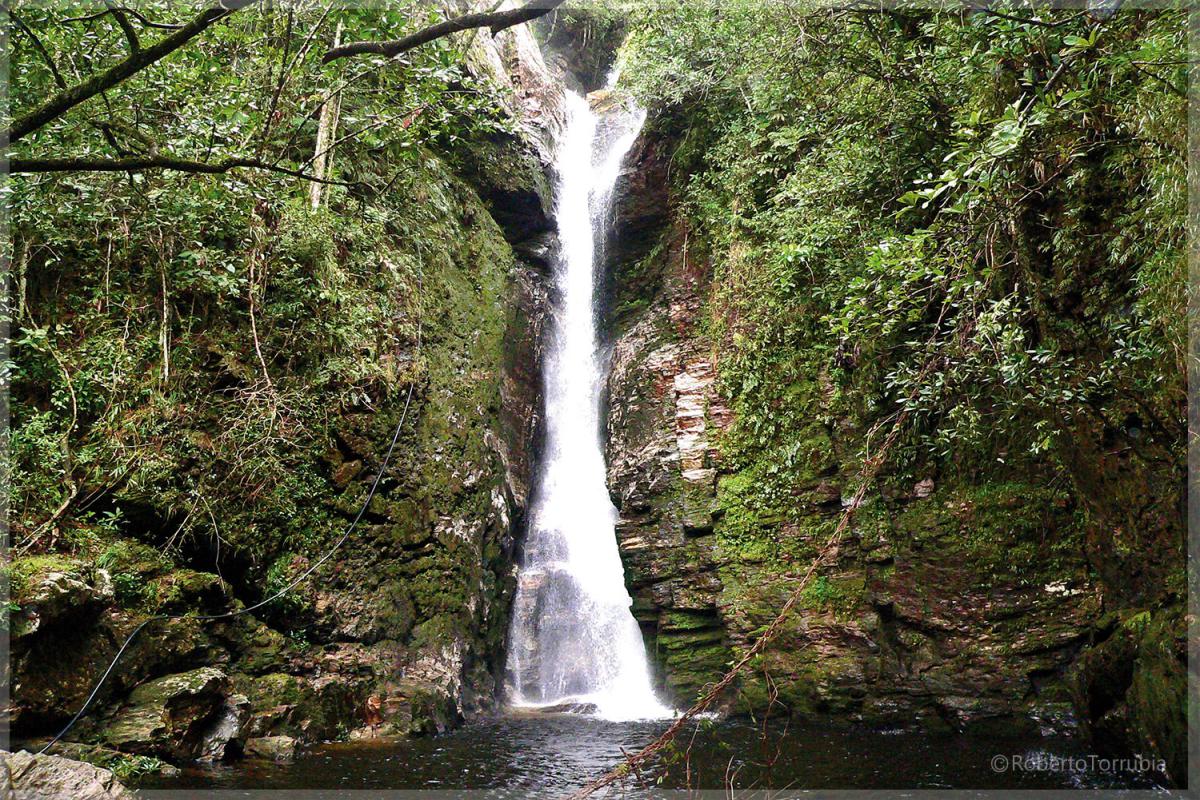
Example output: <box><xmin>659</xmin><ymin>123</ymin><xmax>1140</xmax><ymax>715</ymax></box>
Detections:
<box><xmin>602</xmin><ymin>114</ymin><xmax>1178</xmax><ymax>770</ymax></box>
<box><xmin>604</xmin><ymin>227</ymin><xmax>731</xmax><ymax>703</ymax></box>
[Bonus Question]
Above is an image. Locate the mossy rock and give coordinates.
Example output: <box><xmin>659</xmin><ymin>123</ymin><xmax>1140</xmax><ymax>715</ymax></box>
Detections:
<box><xmin>238</xmin><ymin>672</ymin><xmax>365</xmax><ymax>743</ymax></box>
<box><xmin>1072</xmin><ymin>606</ymin><xmax>1186</xmax><ymax>785</ymax></box>
<box><xmin>10</xmin><ymin>558</ymin><xmax>114</xmax><ymax>639</ymax></box>
<box><xmin>153</xmin><ymin>570</ymin><xmax>233</xmax><ymax>615</ymax></box>
<box><xmin>99</xmin><ymin>667</ymin><xmax>235</xmax><ymax>761</ymax></box>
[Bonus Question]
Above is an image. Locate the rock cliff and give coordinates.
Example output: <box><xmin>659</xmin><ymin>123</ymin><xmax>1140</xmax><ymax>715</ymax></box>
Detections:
<box><xmin>602</xmin><ymin>113</ymin><xmax>1186</xmax><ymax>783</ymax></box>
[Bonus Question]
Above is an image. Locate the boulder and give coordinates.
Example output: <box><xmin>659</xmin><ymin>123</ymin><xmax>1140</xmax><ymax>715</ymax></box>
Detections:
<box><xmin>242</xmin><ymin>736</ymin><xmax>298</xmax><ymax>763</ymax></box>
<box><xmin>0</xmin><ymin>750</ymin><xmax>133</xmax><ymax>800</ymax></box>
<box><xmin>237</xmin><ymin>664</ymin><xmax>373</xmax><ymax>743</ymax></box>
<box><xmin>12</xmin><ymin>565</ymin><xmax>114</xmax><ymax>640</ymax></box>
<box><xmin>101</xmin><ymin>668</ymin><xmax>246</xmax><ymax>762</ymax></box>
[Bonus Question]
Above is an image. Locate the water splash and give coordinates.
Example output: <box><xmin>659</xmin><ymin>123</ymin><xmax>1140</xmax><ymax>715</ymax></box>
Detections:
<box><xmin>506</xmin><ymin>90</ymin><xmax>671</xmax><ymax>722</ymax></box>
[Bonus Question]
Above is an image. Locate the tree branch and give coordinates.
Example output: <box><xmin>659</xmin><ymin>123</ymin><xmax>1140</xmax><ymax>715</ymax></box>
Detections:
<box><xmin>105</xmin><ymin>0</ymin><xmax>142</xmax><ymax>53</ymax></box>
<box><xmin>8</xmin><ymin>0</ymin><xmax>258</xmax><ymax>143</ymax></box>
<box><xmin>63</xmin><ymin>6</ymin><xmax>184</xmax><ymax>30</ymax></box>
<box><xmin>322</xmin><ymin>0</ymin><xmax>565</xmax><ymax>63</ymax></box>
<box><xmin>976</xmin><ymin>7</ymin><xmax>1087</xmax><ymax>29</ymax></box>
<box><xmin>1127</xmin><ymin>60</ymin><xmax>1186</xmax><ymax>98</ymax></box>
<box><xmin>10</xmin><ymin>153</ymin><xmax>358</xmax><ymax>186</ymax></box>
<box><xmin>10</xmin><ymin>10</ymin><xmax>69</xmax><ymax>89</ymax></box>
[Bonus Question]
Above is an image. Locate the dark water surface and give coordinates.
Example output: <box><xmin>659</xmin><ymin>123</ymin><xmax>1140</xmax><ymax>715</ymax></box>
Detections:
<box><xmin>139</xmin><ymin>714</ymin><xmax>1164</xmax><ymax>795</ymax></box>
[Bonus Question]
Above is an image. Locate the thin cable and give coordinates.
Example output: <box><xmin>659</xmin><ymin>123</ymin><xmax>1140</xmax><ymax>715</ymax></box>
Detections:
<box><xmin>36</xmin><ymin>616</ymin><xmax>164</xmax><ymax>757</ymax></box>
<box><xmin>36</xmin><ymin>370</ymin><xmax>418</xmax><ymax>756</ymax></box>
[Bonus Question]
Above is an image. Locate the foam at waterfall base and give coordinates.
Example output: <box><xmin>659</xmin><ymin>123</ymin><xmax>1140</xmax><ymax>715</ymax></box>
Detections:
<box><xmin>509</xmin><ymin>690</ymin><xmax>675</xmax><ymax>722</ymax></box>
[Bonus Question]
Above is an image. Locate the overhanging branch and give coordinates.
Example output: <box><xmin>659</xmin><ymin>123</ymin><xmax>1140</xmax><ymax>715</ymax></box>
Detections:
<box><xmin>322</xmin><ymin>0</ymin><xmax>565</xmax><ymax>62</ymax></box>
<box><xmin>7</xmin><ymin>0</ymin><xmax>258</xmax><ymax>143</ymax></box>
<box><xmin>11</xmin><ymin>154</ymin><xmax>358</xmax><ymax>186</ymax></box>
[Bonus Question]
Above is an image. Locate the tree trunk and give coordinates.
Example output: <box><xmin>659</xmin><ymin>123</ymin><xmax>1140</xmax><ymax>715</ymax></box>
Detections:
<box><xmin>310</xmin><ymin>21</ymin><xmax>344</xmax><ymax>210</ymax></box>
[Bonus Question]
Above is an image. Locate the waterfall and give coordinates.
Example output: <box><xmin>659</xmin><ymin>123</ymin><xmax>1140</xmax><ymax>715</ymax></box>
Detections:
<box><xmin>505</xmin><ymin>88</ymin><xmax>671</xmax><ymax>722</ymax></box>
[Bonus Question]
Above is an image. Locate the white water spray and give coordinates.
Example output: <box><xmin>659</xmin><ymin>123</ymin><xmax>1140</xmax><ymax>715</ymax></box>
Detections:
<box><xmin>506</xmin><ymin>89</ymin><xmax>671</xmax><ymax>722</ymax></box>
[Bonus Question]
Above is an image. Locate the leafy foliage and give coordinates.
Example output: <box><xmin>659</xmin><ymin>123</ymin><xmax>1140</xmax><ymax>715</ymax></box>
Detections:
<box><xmin>7</xmin><ymin>2</ymin><xmax>526</xmax><ymax>603</ymax></box>
<box><xmin>9</xmin><ymin>1</ymin><xmax>516</xmax><ymax>175</ymax></box>
<box><xmin>621</xmin><ymin>2</ymin><xmax>1185</xmax><ymax>595</ymax></box>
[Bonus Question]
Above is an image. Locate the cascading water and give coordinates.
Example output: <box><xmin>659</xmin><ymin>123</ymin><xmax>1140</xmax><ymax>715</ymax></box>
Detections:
<box><xmin>505</xmin><ymin>87</ymin><xmax>671</xmax><ymax>722</ymax></box>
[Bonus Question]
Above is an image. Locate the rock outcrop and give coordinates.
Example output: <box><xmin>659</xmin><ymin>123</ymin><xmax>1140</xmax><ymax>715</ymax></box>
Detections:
<box><xmin>0</xmin><ymin>751</ymin><xmax>134</xmax><ymax>800</ymax></box>
<box><xmin>601</xmin><ymin>113</ymin><xmax>1183</xmax><ymax>767</ymax></box>
<box><xmin>605</xmin><ymin>233</ymin><xmax>731</xmax><ymax>702</ymax></box>
<box><xmin>99</xmin><ymin>668</ymin><xmax>246</xmax><ymax>762</ymax></box>
<box><xmin>10</xmin><ymin>565</ymin><xmax>114</xmax><ymax>640</ymax></box>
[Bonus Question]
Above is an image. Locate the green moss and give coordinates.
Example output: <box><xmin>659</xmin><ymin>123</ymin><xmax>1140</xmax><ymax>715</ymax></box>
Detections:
<box><xmin>95</xmin><ymin>540</ymin><xmax>171</xmax><ymax>578</ymax></box>
<box><xmin>1124</xmin><ymin>608</ymin><xmax>1187</xmax><ymax>782</ymax></box>
<box><xmin>659</xmin><ymin>639</ymin><xmax>731</xmax><ymax>701</ymax></box>
<box><xmin>891</xmin><ymin>481</ymin><xmax>1084</xmax><ymax>587</ymax></box>
<box><xmin>10</xmin><ymin>554</ymin><xmax>82</xmax><ymax>600</ymax></box>
<box><xmin>662</xmin><ymin>610</ymin><xmax>717</xmax><ymax>632</ymax></box>
<box><xmin>235</xmin><ymin>671</ymin><xmax>363</xmax><ymax>742</ymax></box>
<box><xmin>800</xmin><ymin>574</ymin><xmax>865</xmax><ymax>617</ymax></box>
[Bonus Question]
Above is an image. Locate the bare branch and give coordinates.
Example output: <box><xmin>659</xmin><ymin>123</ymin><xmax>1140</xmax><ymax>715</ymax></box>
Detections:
<box><xmin>11</xmin><ymin>153</ymin><xmax>359</xmax><ymax>186</ymax></box>
<box><xmin>322</xmin><ymin>0</ymin><xmax>565</xmax><ymax>63</ymax></box>
<box><xmin>104</xmin><ymin>0</ymin><xmax>141</xmax><ymax>53</ymax></box>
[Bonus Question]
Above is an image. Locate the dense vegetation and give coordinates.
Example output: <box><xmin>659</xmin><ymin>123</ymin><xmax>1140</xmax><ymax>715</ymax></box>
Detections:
<box><xmin>592</xmin><ymin>3</ymin><xmax>1188</xmax><ymax>783</ymax></box>
<box><xmin>3</xmin><ymin>0</ymin><xmax>1189</xmax><ymax>789</ymax></box>
<box><xmin>619</xmin><ymin>2</ymin><xmax>1185</xmax><ymax>599</ymax></box>
<box><xmin>7</xmin><ymin>1</ymin><xmax>554</xmax><ymax>761</ymax></box>
<box><xmin>10</xmin><ymin>0</ymin><xmax>518</xmax><ymax>591</ymax></box>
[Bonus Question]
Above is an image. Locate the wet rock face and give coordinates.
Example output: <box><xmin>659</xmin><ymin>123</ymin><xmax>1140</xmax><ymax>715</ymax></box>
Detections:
<box><xmin>457</xmin><ymin>0</ymin><xmax>566</xmax><ymax>264</ymax></box>
<box><xmin>603</xmin><ymin>129</ymin><xmax>672</xmax><ymax>329</ymax></box>
<box><xmin>605</xmin><ymin>215</ymin><xmax>731</xmax><ymax>703</ymax></box>
<box><xmin>10</xmin><ymin>564</ymin><xmax>219</xmax><ymax>736</ymax></box>
<box><xmin>506</xmin><ymin>568</ymin><xmax>601</xmax><ymax>701</ymax></box>
<box><xmin>747</xmin><ymin>503</ymin><xmax>1104</xmax><ymax>729</ymax></box>
<box><xmin>533</xmin><ymin>9</ymin><xmax>626</xmax><ymax>93</ymax></box>
<box><xmin>450</xmin><ymin>134</ymin><xmax>554</xmax><ymax>259</ymax></box>
<box><xmin>600</xmin><ymin>120</ymin><xmax>1125</xmax><ymax>729</ymax></box>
